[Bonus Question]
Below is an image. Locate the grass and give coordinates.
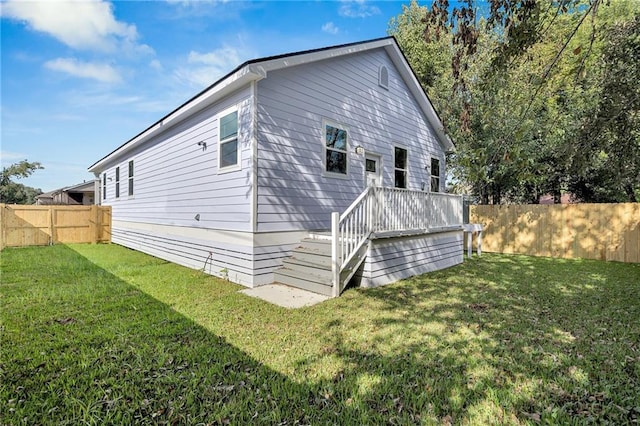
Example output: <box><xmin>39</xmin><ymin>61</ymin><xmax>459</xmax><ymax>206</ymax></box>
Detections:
<box><xmin>1</xmin><ymin>244</ymin><xmax>639</xmax><ymax>425</ymax></box>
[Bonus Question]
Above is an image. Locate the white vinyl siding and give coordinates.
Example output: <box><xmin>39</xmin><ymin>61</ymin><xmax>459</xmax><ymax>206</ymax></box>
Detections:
<box><xmin>100</xmin><ymin>87</ymin><xmax>253</xmax><ymax>232</ymax></box>
<box><xmin>357</xmin><ymin>231</ymin><xmax>463</xmax><ymax>288</ymax></box>
<box><xmin>256</xmin><ymin>48</ymin><xmax>445</xmax><ymax>232</ymax></box>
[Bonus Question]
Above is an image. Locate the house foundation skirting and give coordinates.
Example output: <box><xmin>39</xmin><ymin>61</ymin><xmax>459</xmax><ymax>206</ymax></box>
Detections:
<box><xmin>355</xmin><ymin>230</ymin><xmax>463</xmax><ymax>288</ymax></box>
<box><xmin>110</xmin><ymin>220</ymin><xmax>307</xmax><ymax>287</ymax></box>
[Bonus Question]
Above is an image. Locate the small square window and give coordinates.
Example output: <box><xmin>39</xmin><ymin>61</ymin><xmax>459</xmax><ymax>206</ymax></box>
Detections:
<box><xmin>365</xmin><ymin>159</ymin><xmax>376</xmax><ymax>173</ymax></box>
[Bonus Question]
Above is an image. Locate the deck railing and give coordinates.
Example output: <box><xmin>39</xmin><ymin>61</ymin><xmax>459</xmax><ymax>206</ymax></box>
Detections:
<box><xmin>331</xmin><ymin>187</ymin><xmax>463</xmax><ymax>296</ymax></box>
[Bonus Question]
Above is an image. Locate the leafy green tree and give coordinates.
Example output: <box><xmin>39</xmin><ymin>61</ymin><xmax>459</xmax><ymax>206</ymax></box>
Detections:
<box><xmin>389</xmin><ymin>0</ymin><xmax>639</xmax><ymax>204</ymax></box>
<box><xmin>569</xmin><ymin>16</ymin><xmax>640</xmax><ymax>202</ymax></box>
<box><xmin>0</xmin><ymin>160</ymin><xmax>44</xmax><ymax>204</ymax></box>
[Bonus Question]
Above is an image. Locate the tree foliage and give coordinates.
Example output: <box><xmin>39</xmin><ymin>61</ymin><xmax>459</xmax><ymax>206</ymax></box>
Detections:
<box><xmin>0</xmin><ymin>160</ymin><xmax>44</xmax><ymax>204</ymax></box>
<box><xmin>389</xmin><ymin>0</ymin><xmax>639</xmax><ymax>203</ymax></box>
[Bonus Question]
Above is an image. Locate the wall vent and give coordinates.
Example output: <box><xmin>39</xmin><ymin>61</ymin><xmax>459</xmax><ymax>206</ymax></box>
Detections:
<box><xmin>378</xmin><ymin>65</ymin><xmax>389</xmax><ymax>89</ymax></box>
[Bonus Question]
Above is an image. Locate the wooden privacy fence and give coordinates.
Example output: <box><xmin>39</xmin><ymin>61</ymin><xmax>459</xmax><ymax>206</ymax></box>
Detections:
<box><xmin>470</xmin><ymin>203</ymin><xmax>639</xmax><ymax>263</ymax></box>
<box><xmin>0</xmin><ymin>204</ymin><xmax>111</xmax><ymax>249</ymax></box>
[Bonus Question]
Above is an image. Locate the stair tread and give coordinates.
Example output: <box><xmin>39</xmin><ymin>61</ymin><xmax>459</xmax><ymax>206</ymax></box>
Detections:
<box><xmin>274</xmin><ymin>267</ymin><xmax>332</xmax><ymax>285</ymax></box>
<box><xmin>283</xmin><ymin>256</ymin><xmax>331</xmax><ymax>270</ymax></box>
<box><xmin>292</xmin><ymin>245</ymin><xmax>333</xmax><ymax>256</ymax></box>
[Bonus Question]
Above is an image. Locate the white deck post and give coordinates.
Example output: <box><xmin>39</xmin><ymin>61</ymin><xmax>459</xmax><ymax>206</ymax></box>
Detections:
<box><xmin>331</xmin><ymin>212</ymin><xmax>340</xmax><ymax>298</ymax></box>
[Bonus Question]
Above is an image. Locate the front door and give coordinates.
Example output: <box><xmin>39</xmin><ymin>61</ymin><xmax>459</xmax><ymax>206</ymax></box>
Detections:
<box><xmin>365</xmin><ymin>153</ymin><xmax>382</xmax><ymax>187</ymax></box>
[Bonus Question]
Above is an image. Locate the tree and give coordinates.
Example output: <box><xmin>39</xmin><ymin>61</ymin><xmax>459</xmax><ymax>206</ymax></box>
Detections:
<box><xmin>390</xmin><ymin>0</ymin><xmax>639</xmax><ymax>204</ymax></box>
<box><xmin>0</xmin><ymin>160</ymin><xmax>44</xmax><ymax>204</ymax></box>
<box><xmin>569</xmin><ymin>16</ymin><xmax>640</xmax><ymax>202</ymax></box>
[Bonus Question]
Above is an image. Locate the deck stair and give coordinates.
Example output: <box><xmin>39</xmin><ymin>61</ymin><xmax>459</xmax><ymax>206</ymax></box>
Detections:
<box><xmin>273</xmin><ymin>232</ymin><xmax>368</xmax><ymax>297</ymax></box>
<box><xmin>273</xmin><ymin>187</ymin><xmax>464</xmax><ymax>298</ymax></box>
<box><xmin>273</xmin><ymin>234</ymin><xmax>335</xmax><ymax>296</ymax></box>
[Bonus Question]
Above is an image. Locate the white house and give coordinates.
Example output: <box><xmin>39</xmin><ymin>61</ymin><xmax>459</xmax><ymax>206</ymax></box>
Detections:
<box><xmin>88</xmin><ymin>37</ymin><xmax>464</xmax><ymax>297</ymax></box>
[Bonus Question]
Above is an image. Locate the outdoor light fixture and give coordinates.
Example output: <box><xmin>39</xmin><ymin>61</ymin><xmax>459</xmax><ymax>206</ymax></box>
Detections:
<box><xmin>197</xmin><ymin>141</ymin><xmax>207</xmax><ymax>150</ymax></box>
<box><xmin>194</xmin><ymin>214</ymin><xmax>200</xmax><ymax>221</ymax></box>
<box><xmin>355</xmin><ymin>145</ymin><xmax>365</xmax><ymax>154</ymax></box>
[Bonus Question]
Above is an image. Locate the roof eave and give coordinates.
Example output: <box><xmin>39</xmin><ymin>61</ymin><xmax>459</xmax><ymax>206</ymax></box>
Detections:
<box><xmin>88</xmin><ymin>67</ymin><xmax>265</xmax><ymax>174</ymax></box>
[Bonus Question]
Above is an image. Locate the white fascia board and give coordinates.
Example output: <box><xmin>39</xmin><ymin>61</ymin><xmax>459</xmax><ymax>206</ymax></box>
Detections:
<box><xmin>384</xmin><ymin>44</ymin><xmax>455</xmax><ymax>153</ymax></box>
<box><xmin>248</xmin><ymin>38</ymin><xmax>394</xmax><ymax>75</ymax></box>
<box><xmin>88</xmin><ymin>67</ymin><xmax>264</xmax><ymax>173</ymax></box>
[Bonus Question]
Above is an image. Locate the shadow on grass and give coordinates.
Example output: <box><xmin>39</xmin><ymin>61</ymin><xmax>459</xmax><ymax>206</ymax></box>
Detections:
<box><xmin>2</xmin><ymin>246</ymin><xmax>639</xmax><ymax>424</ymax></box>
<box><xmin>311</xmin><ymin>255</ymin><xmax>640</xmax><ymax>423</ymax></box>
<box><xmin>1</xmin><ymin>245</ymin><xmax>340</xmax><ymax>424</ymax></box>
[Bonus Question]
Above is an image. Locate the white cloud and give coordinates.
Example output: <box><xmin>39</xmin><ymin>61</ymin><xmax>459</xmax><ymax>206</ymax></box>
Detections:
<box><xmin>338</xmin><ymin>0</ymin><xmax>381</xmax><ymax>18</ymax></box>
<box><xmin>322</xmin><ymin>22</ymin><xmax>339</xmax><ymax>35</ymax></box>
<box><xmin>1</xmin><ymin>0</ymin><xmax>148</xmax><ymax>53</ymax></box>
<box><xmin>149</xmin><ymin>59</ymin><xmax>163</xmax><ymax>71</ymax></box>
<box><xmin>1</xmin><ymin>151</ymin><xmax>28</xmax><ymax>163</ymax></box>
<box><xmin>45</xmin><ymin>58</ymin><xmax>122</xmax><ymax>84</ymax></box>
<box><xmin>175</xmin><ymin>46</ymin><xmax>244</xmax><ymax>88</ymax></box>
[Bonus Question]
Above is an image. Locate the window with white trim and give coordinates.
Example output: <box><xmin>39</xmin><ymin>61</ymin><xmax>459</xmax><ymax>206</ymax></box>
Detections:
<box><xmin>219</xmin><ymin>110</ymin><xmax>238</xmax><ymax>170</ymax></box>
<box><xmin>128</xmin><ymin>160</ymin><xmax>134</xmax><ymax>196</ymax></box>
<box><xmin>325</xmin><ymin>122</ymin><xmax>348</xmax><ymax>175</ymax></box>
<box><xmin>102</xmin><ymin>173</ymin><xmax>106</xmax><ymax>200</ymax></box>
<box><xmin>115</xmin><ymin>167</ymin><xmax>120</xmax><ymax>199</ymax></box>
<box><xmin>394</xmin><ymin>147</ymin><xmax>408</xmax><ymax>188</ymax></box>
<box><xmin>430</xmin><ymin>157</ymin><xmax>440</xmax><ymax>192</ymax></box>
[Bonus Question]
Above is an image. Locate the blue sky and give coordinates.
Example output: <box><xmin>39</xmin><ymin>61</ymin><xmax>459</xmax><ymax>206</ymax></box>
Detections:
<box><xmin>1</xmin><ymin>0</ymin><xmax>416</xmax><ymax>193</ymax></box>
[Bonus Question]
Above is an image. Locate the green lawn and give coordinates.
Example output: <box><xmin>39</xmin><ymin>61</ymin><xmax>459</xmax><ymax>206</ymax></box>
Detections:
<box><xmin>1</xmin><ymin>244</ymin><xmax>639</xmax><ymax>425</ymax></box>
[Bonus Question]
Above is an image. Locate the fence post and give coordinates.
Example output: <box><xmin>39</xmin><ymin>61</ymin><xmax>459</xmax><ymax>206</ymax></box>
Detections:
<box><xmin>0</xmin><ymin>204</ymin><xmax>5</xmax><ymax>250</ymax></box>
<box><xmin>331</xmin><ymin>212</ymin><xmax>340</xmax><ymax>298</ymax></box>
<box><xmin>48</xmin><ymin>206</ymin><xmax>55</xmax><ymax>245</ymax></box>
<box><xmin>90</xmin><ymin>205</ymin><xmax>98</xmax><ymax>244</ymax></box>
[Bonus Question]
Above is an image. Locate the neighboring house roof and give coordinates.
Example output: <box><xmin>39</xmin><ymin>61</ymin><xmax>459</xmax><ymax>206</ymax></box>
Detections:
<box><xmin>35</xmin><ymin>181</ymin><xmax>95</xmax><ymax>200</ymax></box>
<box><xmin>539</xmin><ymin>193</ymin><xmax>574</xmax><ymax>204</ymax></box>
<box><xmin>88</xmin><ymin>36</ymin><xmax>453</xmax><ymax>174</ymax></box>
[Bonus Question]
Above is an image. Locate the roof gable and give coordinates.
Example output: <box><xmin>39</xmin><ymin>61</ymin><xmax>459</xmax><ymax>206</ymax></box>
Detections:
<box><xmin>88</xmin><ymin>37</ymin><xmax>452</xmax><ymax>173</ymax></box>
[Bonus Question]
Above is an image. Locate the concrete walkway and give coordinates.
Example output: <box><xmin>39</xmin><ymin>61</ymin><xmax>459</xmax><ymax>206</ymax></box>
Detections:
<box><xmin>240</xmin><ymin>284</ymin><xmax>330</xmax><ymax>308</ymax></box>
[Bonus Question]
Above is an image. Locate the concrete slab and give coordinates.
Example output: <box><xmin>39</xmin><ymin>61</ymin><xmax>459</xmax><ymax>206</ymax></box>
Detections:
<box><xmin>240</xmin><ymin>284</ymin><xmax>330</xmax><ymax>308</ymax></box>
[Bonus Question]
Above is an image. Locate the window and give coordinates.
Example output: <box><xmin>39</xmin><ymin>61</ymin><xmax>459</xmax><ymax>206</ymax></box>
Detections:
<box><xmin>102</xmin><ymin>173</ymin><xmax>106</xmax><ymax>200</ymax></box>
<box><xmin>325</xmin><ymin>122</ymin><xmax>348</xmax><ymax>175</ymax></box>
<box><xmin>430</xmin><ymin>157</ymin><xmax>440</xmax><ymax>192</ymax></box>
<box><xmin>394</xmin><ymin>147</ymin><xmax>408</xmax><ymax>188</ymax></box>
<box><xmin>128</xmin><ymin>160</ymin><xmax>134</xmax><ymax>196</ymax></box>
<box><xmin>365</xmin><ymin>159</ymin><xmax>376</xmax><ymax>173</ymax></box>
<box><xmin>219</xmin><ymin>110</ymin><xmax>238</xmax><ymax>170</ymax></box>
<box><xmin>115</xmin><ymin>167</ymin><xmax>120</xmax><ymax>199</ymax></box>
<box><xmin>378</xmin><ymin>65</ymin><xmax>389</xmax><ymax>89</ymax></box>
